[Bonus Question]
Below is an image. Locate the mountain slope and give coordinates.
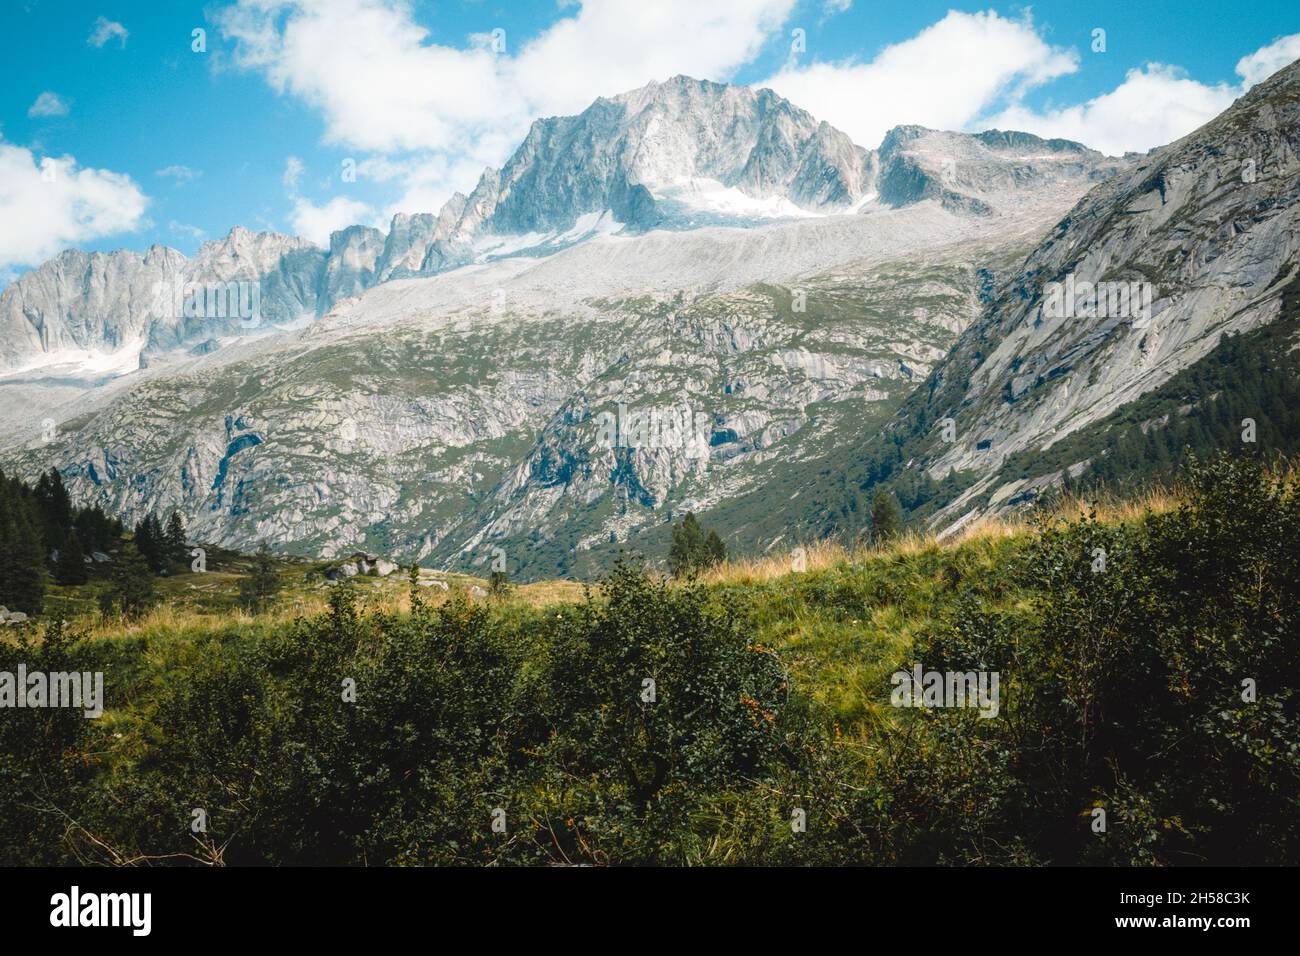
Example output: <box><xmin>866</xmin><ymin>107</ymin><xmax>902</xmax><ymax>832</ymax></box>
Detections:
<box><xmin>0</xmin><ymin>76</ymin><xmax>1132</xmax><ymax>575</ymax></box>
<box><xmin>776</xmin><ymin>56</ymin><xmax>1300</xmax><ymax>542</ymax></box>
<box><xmin>0</xmin><ymin>76</ymin><xmax>1121</xmax><ymax>375</ymax></box>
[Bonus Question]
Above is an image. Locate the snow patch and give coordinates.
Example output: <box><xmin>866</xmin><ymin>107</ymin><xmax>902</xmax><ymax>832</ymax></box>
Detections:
<box><xmin>651</xmin><ymin>177</ymin><xmax>821</xmax><ymax>220</ymax></box>
<box><xmin>0</xmin><ymin>337</ymin><xmax>144</xmax><ymax>382</ymax></box>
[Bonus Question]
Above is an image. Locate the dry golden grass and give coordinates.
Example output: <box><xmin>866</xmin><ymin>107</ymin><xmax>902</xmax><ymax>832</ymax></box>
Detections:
<box><xmin>25</xmin><ymin>460</ymin><xmax>1290</xmax><ymax>645</ymax></box>
<box><xmin>697</xmin><ymin>480</ymin><xmax>1189</xmax><ymax>589</ymax></box>
<box><xmin>52</xmin><ymin>567</ymin><xmax>594</xmax><ymax>643</ymax></box>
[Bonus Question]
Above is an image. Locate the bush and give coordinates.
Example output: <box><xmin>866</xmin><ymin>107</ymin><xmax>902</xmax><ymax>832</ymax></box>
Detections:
<box><xmin>1</xmin><ymin>456</ymin><xmax>1293</xmax><ymax>866</ymax></box>
<box><xmin>881</xmin><ymin>455</ymin><xmax>1299</xmax><ymax>865</ymax></box>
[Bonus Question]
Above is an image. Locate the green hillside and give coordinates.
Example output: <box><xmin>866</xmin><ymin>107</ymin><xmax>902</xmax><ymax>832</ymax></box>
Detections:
<box><xmin>2</xmin><ymin>455</ymin><xmax>1295</xmax><ymax>866</ymax></box>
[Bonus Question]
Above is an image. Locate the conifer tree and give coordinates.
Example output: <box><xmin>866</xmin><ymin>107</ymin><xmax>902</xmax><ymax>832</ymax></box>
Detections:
<box><xmin>164</xmin><ymin>510</ymin><xmax>188</xmax><ymax>567</ymax></box>
<box><xmin>134</xmin><ymin>513</ymin><xmax>166</xmax><ymax>574</ymax></box>
<box><xmin>669</xmin><ymin>512</ymin><xmax>727</xmax><ymax>577</ymax></box>
<box><xmin>0</xmin><ymin>489</ymin><xmax>47</xmax><ymax>615</ymax></box>
<box><xmin>239</xmin><ymin>541</ymin><xmax>282</xmax><ymax>613</ymax></box>
<box><xmin>55</xmin><ymin>529</ymin><xmax>89</xmax><ymax>586</ymax></box>
<box><xmin>33</xmin><ymin>467</ymin><xmax>73</xmax><ymax>552</ymax></box>
<box><xmin>870</xmin><ymin>489</ymin><xmax>904</xmax><ymax>545</ymax></box>
<box><xmin>99</xmin><ymin>542</ymin><xmax>156</xmax><ymax>620</ymax></box>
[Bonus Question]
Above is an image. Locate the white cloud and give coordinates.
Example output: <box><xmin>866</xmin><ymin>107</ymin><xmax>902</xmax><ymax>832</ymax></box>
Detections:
<box><xmin>168</xmin><ymin>220</ymin><xmax>207</xmax><ymax>241</ymax></box>
<box><xmin>1235</xmin><ymin>32</ymin><xmax>1300</xmax><ymax>88</ymax></box>
<box><xmin>156</xmin><ymin>164</ymin><xmax>203</xmax><ymax>183</ymax></box>
<box><xmin>761</xmin><ymin>10</ymin><xmax>1078</xmax><ymax>150</ymax></box>
<box><xmin>216</xmin><ymin>0</ymin><xmax>795</xmax><ymax>216</ymax></box>
<box><xmin>280</xmin><ymin>155</ymin><xmax>374</xmax><ymax>244</ymax></box>
<box><xmin>288</xmin><ymin>195</ymin><xmax>374</xmax><ymax>246</ymax></box>
<box><xmin>282</xmin><ymin>155</ymin><xmax>304</xmax><ymax>191</ymax></box>
<box><xmin>985</xmin><ymin>65</ymin><xmax>1238</xmax><ymax>156</ymax></box>
<box><xmin>0</xmin><ymin>143</ymin><xmax>149</xmax><ymax>272</ymax></box>
<box><xmin>215</xmin><ymin>1</ymin><xmax>1300</xmax><ymax>225</ymax></box>
<box><xmin>88</xmin><ymin>16</ymin><xmax>129</xmax><ymax>49</ymax></box>
<box><xmin>28</xmin><ymin>91</ymin><xmax>70</xmax><ymax>118</ymax></box>
<box><xmin>507</xmin><ymin>0</ymin><xmax>793</xmax><ymax>123</ymax></box>
<box><xmin>984</xmin><ymin>32</ymin><xmax>1300</xmax><ymax>155</ymax></box>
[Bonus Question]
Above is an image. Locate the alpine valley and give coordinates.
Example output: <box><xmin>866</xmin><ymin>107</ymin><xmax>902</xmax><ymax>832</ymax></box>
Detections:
<box><xmin>3</xmin><ymin>66</ymin><xmax>1298</xmax><ymax>579</ymax></box>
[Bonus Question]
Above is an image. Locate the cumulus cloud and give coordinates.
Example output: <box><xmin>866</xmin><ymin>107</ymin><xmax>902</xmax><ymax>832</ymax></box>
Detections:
<box><xmin>28</xmin><ymin>91</ymin><xmax>70</xmax><ymax>118</ymax></box>
<box><xmin>761</xmin><ymin>10</ymin><xmax>1078</xmax><ymax>150</ymax></box>
<box><xmin>0</xmin><ymin>143</ymin><xmax>149</xmax><ymax>272</ymax></box>
<box><xmin>88</xmin><ymin>16</ymin><xmax>129</xmax><ymax>48</ymax></box>
<box><xmin>985</xmin><ymin>65</ymin><xmax>1238</xmax><ymax>156</ymax></box>
<box><xmin>1235</xmin><ymin>32</ymin><xmax>1300</xmax><ymax>87</ymax></box>
<box><xmin>215</xmin><ymin>0</ymin><xmax>795</xmax><ymax>220</ymax></box>
<box><xmin>156</xmin><ymin>164</ymin><xmax>203</xmax><ymax>184</ymax></box>
<box><xmin>288</xmin><ymin>195</ymin><xmax>374</xmax><ymax>246</ymax></box>
<box><xmin>214</xmin><ymin>0</ymin><xmax>1300</xmax><ymax>228</ymax></box>
<box><xmin>984</xmin><ymin>31</ymin><xmax>1300</xmax><ymax>155</ymax></box>
<box><xmin>279</xmin><ymin>155</ymin><xmax>374</xmax><ymax>244</ymax></box>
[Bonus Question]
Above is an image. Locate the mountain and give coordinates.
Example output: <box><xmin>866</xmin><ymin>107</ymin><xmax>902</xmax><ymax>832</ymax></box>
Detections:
<box><xmin>0</xmin><ymin>76</ymin><xmax>1122</xmax><ymax>376</ymax></box>
<box><xmin>0</xmin><ymin>229</ymin><xmax>324</xmax><ymax>373</ymax></box>
<box><xmin>472</xmin><ymin>75</ymin><xmax>873</xmax><ymax>231</ymax></box>
<box><xmin>0</xmin><ymin>75</ymin><xmax>1134</xmax><ymax>576</ymax></box>
<box><xmin>766</xmin><ymin>56</ymin><xmax>1300</xmax><ymax>544</ymax></box>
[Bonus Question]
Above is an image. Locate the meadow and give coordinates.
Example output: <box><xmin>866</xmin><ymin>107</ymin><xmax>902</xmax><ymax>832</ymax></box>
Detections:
<box><xmin>1</xmin><ymin>456</ymin><xmax>1295</xmax><ymax>866</ymax></box>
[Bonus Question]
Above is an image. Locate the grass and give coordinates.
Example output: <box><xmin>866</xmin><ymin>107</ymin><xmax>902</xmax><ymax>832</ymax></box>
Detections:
<box><xmin>5</xmin><ymin>454</ymin><xmax>1295</xmax><ymax>866</ymax></box>
<box><xmin>3</xmin><ymin>471</ymin><xmax>1203</xmax><ymax>728</ymax></box>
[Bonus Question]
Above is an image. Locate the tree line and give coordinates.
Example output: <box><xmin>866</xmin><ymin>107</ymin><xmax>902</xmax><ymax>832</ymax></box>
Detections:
<box><xmin>0</xmin><ymin>466</ymin><xmax>202</xmax><ymax>618</ymax></box>
<box><xmin>0</xmin><ymin>468</ymin><xmax>122</xmax><ymax>615</ymax></box>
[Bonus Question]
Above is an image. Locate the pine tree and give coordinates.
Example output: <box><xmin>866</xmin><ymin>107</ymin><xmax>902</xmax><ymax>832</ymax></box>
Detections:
<box><xmin>668</xmin><ymin>513</ymin><xmax>727</xmax><ymax>577</ymax></box>
<box><xmin>239</xmin><ymin>541</ymin><xmax>281</xmax><ymax>613</ymax></box>
<box><xmin>164</xmin><ymin>510</ymin><xmax>188</xmax><ymax>567</ymax></box>
<box><xmin>870</xmin><ymin>489</ymin><xmax>904</xmax><ymax>545</ymax></box>
<box><xmin>0</xmin><ymin>492</ymin><xmax>47</xmax><ymax>615</ymax></box>
<box><xmin>99</xmin><ymin>542</ymin><xmax>156</xmax><ymax>620</ymax></box>
<box><xmin>704</xmin><ymin>530</ymin><xmax>727</xmax><ymax>568</ymax></box>
<box><xmin>55</xmin><ymin>529</ymin><xmax>89</xmax><ymax>586</ymax></box>
<box><xmin>134</xmin><ymin>513</ymin><xmax>166</xmax><ymax>574</ymax></box>
<box><xmin>33</xmin><ymin>467</ymin><xmax>73</xmax><ymax>553</ymax></box>
<box><xmin>669</xmin><ymin>513</ymin><xmax>706</xmax><ymax>577</ymax></box>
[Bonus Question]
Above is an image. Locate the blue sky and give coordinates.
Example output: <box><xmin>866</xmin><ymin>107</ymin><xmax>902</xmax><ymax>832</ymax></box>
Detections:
<box><xmin>2</xmin><ymin>0</ymin><xmax>1297</xmax><ymax>281</ymax></box>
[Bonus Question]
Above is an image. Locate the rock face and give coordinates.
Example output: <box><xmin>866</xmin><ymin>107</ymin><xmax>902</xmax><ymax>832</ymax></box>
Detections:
<box><xmin>0</xmin><ymin>210</ymin><xmax>1093</xmax><ymax>579</ymax></box>
<box><xmin>876</xmin><ymin>126</ymin><xmax>1125</xmax><ymax>215</ymax></box>
<box><xmin>322</xmin><ymin>226</ymin><xmax>386</xmax><ymax>306</ymax></box>
<box><xmin>477</xmin><ymin>75</ymin><xmax>873</xmax><ymax>233</ymax></box>
<box><xmin>0</xmin><ymin>76</ymin><xmax>1121</xmax><ymax>374</ymax></box>
<box><xmin>787</xmin><ymin>56</ymin><xmax>1300</xmax><ymax>534</ymax></box>
<box><xmin>0</xmin><ymin>228</ymin><xmax>326</xmax><ymax>371</ymax></box>
<box><xmin>0</xmin><ymin>73</ymin><xmax>1147</xmax><ymax>577</ymax></box>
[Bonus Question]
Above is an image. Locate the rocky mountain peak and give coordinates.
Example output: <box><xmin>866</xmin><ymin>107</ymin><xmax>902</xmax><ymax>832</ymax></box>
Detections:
<box><xmin>0</xmin><ymin>75</ymin><xmax>1129</xmax><ymax>375</ymax></box>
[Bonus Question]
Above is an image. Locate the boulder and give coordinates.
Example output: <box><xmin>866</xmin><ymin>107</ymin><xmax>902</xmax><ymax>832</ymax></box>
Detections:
<box><xmin>326</xmin><ymin>562</ymin><xmax>361</xmax><ymax>581</ymax></box>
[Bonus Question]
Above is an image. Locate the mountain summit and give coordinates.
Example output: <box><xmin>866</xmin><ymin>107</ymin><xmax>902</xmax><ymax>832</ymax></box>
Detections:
<box><xmin>0</xmin><ymin>76</ymin><xmax>1120</xmax><ymax>375</ymax></box>
<box><xmin>0</xmin><ymin>72</ymin><xmax>1149</xmax><ymax>574</ymax></box>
